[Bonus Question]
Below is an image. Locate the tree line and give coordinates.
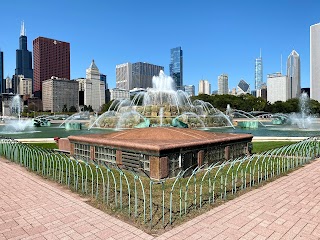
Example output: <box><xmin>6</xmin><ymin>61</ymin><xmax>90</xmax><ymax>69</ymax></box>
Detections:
<box><xmin>190</xmin><ymin>94</ymin><xmax>320</xmax><ymax>115</ymax></box>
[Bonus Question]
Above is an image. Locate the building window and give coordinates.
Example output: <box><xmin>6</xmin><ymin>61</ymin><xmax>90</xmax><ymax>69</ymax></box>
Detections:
<box><xmin>94</xmin><ymin>146</ymin><xmax>116</xmax><ymax>165</ymax></box>
<box><xmin>74</xmin><ymin>143</ymin><xmax>90</xmax><ymax>161</ymax></box>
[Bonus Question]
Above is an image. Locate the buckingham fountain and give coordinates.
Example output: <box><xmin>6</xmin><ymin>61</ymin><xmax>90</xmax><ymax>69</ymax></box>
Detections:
<box><xmin>89</xmin><ymin>70</ymin><xmax>233</xmax><ymax>129</ymax></box>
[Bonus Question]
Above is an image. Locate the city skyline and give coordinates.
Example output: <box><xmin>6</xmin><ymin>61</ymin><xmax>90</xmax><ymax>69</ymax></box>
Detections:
<box><xmin>0</xmin><ymin>1</ymin><xmax>319</xmax><ymax>94</ymax></box>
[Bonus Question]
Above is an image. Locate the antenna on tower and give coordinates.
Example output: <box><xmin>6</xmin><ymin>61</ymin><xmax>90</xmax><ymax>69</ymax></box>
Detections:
<box><xmin>20</xmin><ymin>21</ymin><xmax>26</xmax><ymax>36</ymax></box>
<box><xmin>260</xmin><ymin>48</ymin><xmax>262</xmax><ymax>58</ymax></box>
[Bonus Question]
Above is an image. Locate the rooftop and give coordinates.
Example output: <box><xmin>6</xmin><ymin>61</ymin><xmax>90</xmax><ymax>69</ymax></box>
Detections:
<box><xmin>68</xmin><ymin>127</ymin><xmax>253</xmax><ymax>152</ymax></box>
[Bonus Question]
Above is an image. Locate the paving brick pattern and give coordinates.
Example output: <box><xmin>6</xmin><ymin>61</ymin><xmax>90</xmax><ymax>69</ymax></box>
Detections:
<box><xmin>0</xmin><ymin>159</ymin><xmax>152</xmax><ymax>240</ymax></box>
<box><xmin>1</xmin><ymin>158</ymin><xmax>320</xmax><ymax>240</ymax></box>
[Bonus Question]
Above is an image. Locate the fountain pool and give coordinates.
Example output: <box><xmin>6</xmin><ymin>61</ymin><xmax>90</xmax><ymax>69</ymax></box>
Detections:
<box><xmin>0</xmin><ymin>120</ymin><xmax>318</xmax><ymax>139</ymax></box>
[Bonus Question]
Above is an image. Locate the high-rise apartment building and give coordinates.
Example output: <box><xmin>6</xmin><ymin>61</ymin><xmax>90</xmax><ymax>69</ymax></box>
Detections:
<box><xmin>198</xmin><ymin>80</ymin><xmax>211</xmax><ymax>95</ymax></box>
<box><xmin>255</xmin><ymin>51</ymin><xmax>263</xmax><ymax>90</ymax></box>
<box><xmin>42</xmin><ymin>76</ymin><xmax>79</xmax><ymax>112</ymax></box>
<box><xmin>267</xmin><ymin>72</ymin><xmax>289</xmax><ymax>104</ymax></box>
<box><xmin>310</xmin><ymin>23</ymin><xmax>320</xmax><ymax>101</ymax></box>
<box><xmin>218</xmin><ymin>74</ymin><xmax>228</xmax><ymax>95</ymax></box>
<box><xmin>132</xmin><ymin>62</ymin><xmax>164</xmax><ymax>89</ymax></box>
<box><xmin>287</xmin><ymin>50</ymin><xmax>301</xmax><ymax>99</ymax></box>
<box><xmin>33</xmin><ymin>37</ymin><xmax>70</xmax><ymax>97</ymax></box>
<box><xmin>15</xmin><ymin>22</ymin><xmax>33</xmax><ymax>80</ymax></box>
<box><xmin>0</xmin><ymin>51</ymin><xmax>4</xmax><ymax>93</ymax></box>
<box><xmin>169</xmin><ymin>47</ymin><xmax>183</xmax><ymax>89</ymax></box>
<box><xmin>116</xmin><ymin>63</ymin><xmax>132</xmax><ymax>90</ymax></box>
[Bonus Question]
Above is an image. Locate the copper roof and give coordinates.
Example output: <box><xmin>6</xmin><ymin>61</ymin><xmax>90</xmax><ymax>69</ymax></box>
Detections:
<box><xmin>68</xmin><ymin>127</ymin><xmax>253</xmax><ymax>152</ymax></box>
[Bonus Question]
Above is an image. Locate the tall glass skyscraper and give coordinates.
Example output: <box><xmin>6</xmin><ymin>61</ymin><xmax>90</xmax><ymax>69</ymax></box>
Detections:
<box><xmin>15</xmin><ymin>22</ymin><xmax>33</xmax><ymax>79</ymax></box>
<box><xmin>100</xmin><ymin>73</ymin><xmax>108</xmax><ymax>90</ymax></box>
<box><xmin>169</xmin><ymin>47</ymin><xmax>183</xmax><ymax>90</ymax></box>
<box><xmin>310</xmin><ymin>23</ymin><xmax>320</xmax><ymax>102</ymax></box>
<box><xmin>254</xmin><ymin>50</ymin><xmax>263</xmax><ymax>90</ymax></box>
<box><xmin>0</xmin><ymin>51</ymin><xmax>4</xmax><ymax>93</ymax></box>
<box><xmin>287</xmin><ymin>50</ymin><xmax>300</xmax><ymax>99</ymax></box>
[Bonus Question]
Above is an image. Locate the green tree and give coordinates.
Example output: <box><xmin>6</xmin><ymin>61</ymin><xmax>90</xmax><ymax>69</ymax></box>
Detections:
<box><xmin>69</xmin><ymin>106</ymin><xmax>77</xmax><ymax>112</ymax></box>
<box><xmin>101</xmin><ymin>100</ymin><xmax>114</xmax><ymax>113</ymax></box>
<box><xmin>62</xmin><ymin>104</ymin><xmax>68</xmax><ymax>112</ymax></box>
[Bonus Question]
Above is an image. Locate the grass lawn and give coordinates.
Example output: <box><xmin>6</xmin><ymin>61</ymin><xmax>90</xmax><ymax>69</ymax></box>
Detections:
<box><xmin>28</xmin><ymin>142</ymin><xmax>58</xmax><ymax>149</ymax></box>
<box><xmin>27</xmin><ymin>141</ymin><xmax>297</xmax><ymax>153</ymax></box>
<box><xmin>252</xmin><ymin>141</ymin><xmax>297</xmax><ymax>153</ymax></box>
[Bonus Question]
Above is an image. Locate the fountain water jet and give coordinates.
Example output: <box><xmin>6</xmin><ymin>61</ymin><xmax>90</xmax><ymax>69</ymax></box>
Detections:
<box><xmin>3</xmin><ymin>95</ymin><xmax>35</xmax><ymax>133</ymax></box>
<box><xmin>289</xmin><ymin>92</ymin><xmax>313</xmax><ymax>129</ymax></box>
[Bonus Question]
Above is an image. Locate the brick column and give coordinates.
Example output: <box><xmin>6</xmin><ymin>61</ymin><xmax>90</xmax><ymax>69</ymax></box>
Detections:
<box><xmin>150</xmin><ymin>156</ymin><xmax>160</xmax><ymax>180</ymax></box>
<box><xmin>116</xmin><ymin>150</ymin><xmax>122</xmax><ymax>166</ymax></box>
<box><xmin>159</xmin><ymin>157</ymin><xmax>169</xmax><ymax>179</ymax></box>
<box><xmin>197</xmin><ymin>150</ymin><xmax>204</xmax><ymax>167</ymax></box>
<box><xmin>70</xmin><ymin>143</ymin><xmax>75</xmax><ymax>155</ymax></box>
<box><xmin>90</xmin><ymin>146</ymin><xmax>95</xmax><ymax>161</ymax></box>
<box><xmin>225</xmin><ymin>146</ymin><xmax>230</xmax><ymax>160</ymax></box>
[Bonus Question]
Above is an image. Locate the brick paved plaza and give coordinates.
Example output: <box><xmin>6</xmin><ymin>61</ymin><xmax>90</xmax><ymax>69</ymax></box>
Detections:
<box><xmin>0</xmin><ymin>157</ymin><xmax>320</xmax><ymax>239</ymax></box>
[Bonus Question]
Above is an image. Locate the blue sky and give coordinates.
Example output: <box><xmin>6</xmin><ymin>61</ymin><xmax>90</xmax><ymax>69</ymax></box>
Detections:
<box><xmin>0</xmin><ymin>0</ymin><xmax>319</xmax><ymax>93</ymax></box>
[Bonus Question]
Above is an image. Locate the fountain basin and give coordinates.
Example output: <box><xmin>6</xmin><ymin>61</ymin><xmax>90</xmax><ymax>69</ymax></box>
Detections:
<box><xmin>65</xmin><ymin>122</ymin><xmax>82</xmax><ymax>130</ymax></box>
<box><xmin>237</xmin><ymin>121</ymin><xmax>259</xmax><ymax>129</ymax></box>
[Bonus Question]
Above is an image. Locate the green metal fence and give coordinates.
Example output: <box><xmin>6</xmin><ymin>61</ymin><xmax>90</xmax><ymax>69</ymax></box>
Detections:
<box><xmin>1</xmin><ymin>136</ymin><xmax>319</xmax><ymax>230</ymax></box>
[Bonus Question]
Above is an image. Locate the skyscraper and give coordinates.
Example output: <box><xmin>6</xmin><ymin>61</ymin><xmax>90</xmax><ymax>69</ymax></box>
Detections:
<box><xmin>287</xmin><ymin>50</ymin><xmax>301</xmax><ymax>99</ymax></box>
<box><xmin>0</xmin><ymin>51</ymin><xmax>4</xmax><ymax>93</ymax></box>
<box><xmin>184</xmin><ymin>85</ymin><xmax>195</xmax><ymax>96</ymax></box>
<box><xmin>33</xmin><ymin>37</ymin><xmax>70</xmax><ymax>97</ymax></box>
<box><xmin>15</xmin><ymin>22</ymin><xmax>33</xmax><ymax>80</ymax></box>
<box><xmin>116</xmin><ymin>63</ymin><xmax>132</xmax><ymax>90</ymax></box>
<box><xmin>116</xmin><ymin>62</ymin><xmax>163</xmax><ymax>90</ymax></box>
<box><xmin>198</xmin><ymin>80</ymin><xmax>211</xmax><ymax>95</ymax></box>
<box><xmin>85</xmin><ymin>60</ymin><xmax>105</xmax><ymax>111</ymax></box>
<box><xmin>267</xmin><ymin>72</ymin><xmax>289</xmax><ymax>104</ymax></box>
<box><xmin>310</xmin><ymin>23</ymin><xmax>320</xmax><ymax>101</ymax></box>
<box><xmin>218</xmin><ymin>74</ymin><xmax>228</xmax><ymax>95</ymax></box>
<box><xmin>255</xmin><ymin>50</ymin><xmax>263</xmax><ymax>90</ymax></box>
<box><xmin>100</xmin><ymin>74</ymin><xmax>108</xmax><ymax>90</ymax></box>
<box><xmin>132</xmin><ymin>62</ymin><xmax>164</xmax><ymax>89</ymax></box>
<box><xmin>169</xmin><ymin>47</ymin><xmax>183</xmax><ymax>89</ymax></box>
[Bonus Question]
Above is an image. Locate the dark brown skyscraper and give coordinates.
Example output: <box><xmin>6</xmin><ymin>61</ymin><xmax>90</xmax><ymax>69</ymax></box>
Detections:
<box><xmin>33</xmin><ymin>37</ymin><xmax>70</xmax><ymax>97</ymax></box>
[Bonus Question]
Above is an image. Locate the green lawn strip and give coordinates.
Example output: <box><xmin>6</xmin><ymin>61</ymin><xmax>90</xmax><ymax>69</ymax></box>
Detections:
<box><xmin>28</xmin><ymin>142</ymin><xmax>58</xmax><ymax>149</ymax></box>
<box><xmin>252</xmin><ymin>141</ymin><xmax>297</xmax><ymax>153</ymax></box>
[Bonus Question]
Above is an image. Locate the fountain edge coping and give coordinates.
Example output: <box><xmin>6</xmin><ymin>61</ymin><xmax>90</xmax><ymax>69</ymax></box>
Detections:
<box><xmin>16</xmin><ymin>138</ymin><xmax>56</xmax><ymax>143</ymax></box>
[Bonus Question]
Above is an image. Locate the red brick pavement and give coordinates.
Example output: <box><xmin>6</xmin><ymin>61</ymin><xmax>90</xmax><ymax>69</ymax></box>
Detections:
<box><xmin>1</xmin><ymin>158</ymin><xmax>320</xmax><ymax>239</ymax></box>
<box><xmin>0</xmin><ymin>159</ymin><xmax>153</xmax><ymax>240</ymax></box>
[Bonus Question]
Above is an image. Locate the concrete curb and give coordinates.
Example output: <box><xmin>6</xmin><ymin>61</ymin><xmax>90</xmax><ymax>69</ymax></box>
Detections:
<box><xmin>16</xmin><ymin>138</ymin><xmax>56</xmax><ymax>143</ymax></box>
<box><xmin>252</xmin><ymin>136</ymin><xmax>307</xmax><ymax>142</ymax></box>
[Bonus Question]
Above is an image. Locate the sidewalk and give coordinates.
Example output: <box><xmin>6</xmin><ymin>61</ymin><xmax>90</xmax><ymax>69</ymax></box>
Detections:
<box><xmin>1</xmin><ymin>157</ymin><xmax>320</xmax><ymax>239</ymax></box>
